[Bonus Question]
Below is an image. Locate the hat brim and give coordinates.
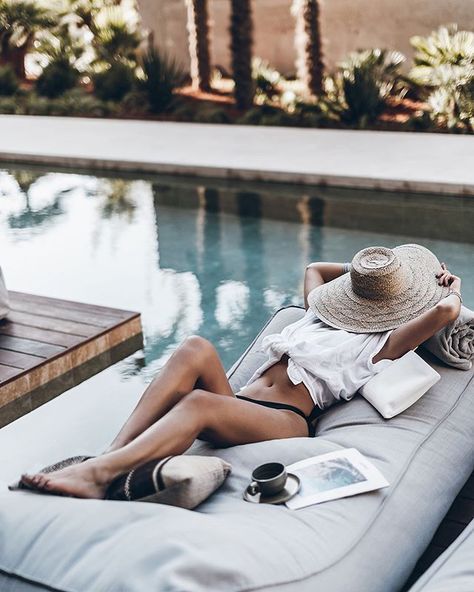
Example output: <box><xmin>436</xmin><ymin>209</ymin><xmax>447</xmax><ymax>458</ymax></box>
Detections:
<box><xmin>307</xmin><ymin>244</ymin><xmax>451</xmax><ymax>333</ymax></box>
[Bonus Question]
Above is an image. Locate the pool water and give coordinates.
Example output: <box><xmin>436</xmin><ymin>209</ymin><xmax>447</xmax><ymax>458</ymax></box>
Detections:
<box><xmin>0</xmin><ymin>166</ymin><xmax>473</xmax><ymax>476</ymax></box>
<box><xmin>1</xmin><ymin>166</ymin><xmax>473</xmax><ymax>375</ymax></box>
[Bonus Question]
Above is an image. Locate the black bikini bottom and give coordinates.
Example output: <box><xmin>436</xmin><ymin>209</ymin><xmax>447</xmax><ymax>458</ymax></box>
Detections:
<box><xmin>235</xmin><ymin>393</ymin><xmax>326</xmax><ymax>437</ymax></box>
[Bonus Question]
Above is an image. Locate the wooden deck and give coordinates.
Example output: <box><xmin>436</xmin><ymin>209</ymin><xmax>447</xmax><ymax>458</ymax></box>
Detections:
<box><xmin>0</xmin><ymin>292</ymin><xmax>143</xmax><ymax>428</ymax></box>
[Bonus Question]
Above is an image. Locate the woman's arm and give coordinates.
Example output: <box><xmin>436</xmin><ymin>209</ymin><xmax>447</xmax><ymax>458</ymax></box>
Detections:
<box><xmin>372</xmin><ymin>263</ymin><xmax>462</xmax><ymax>363</ymax></box>
<box><xmin>304</xmin><ymin>262</ymin><xmax>348</xmax><ymax>309</ymax></box>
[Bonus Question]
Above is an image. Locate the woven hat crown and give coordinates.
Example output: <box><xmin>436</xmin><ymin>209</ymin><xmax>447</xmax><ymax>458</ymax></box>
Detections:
<box><xmin>350</xmin><ymin>246</ymin><xmax>407</xmax><ymax>300</ymax></box>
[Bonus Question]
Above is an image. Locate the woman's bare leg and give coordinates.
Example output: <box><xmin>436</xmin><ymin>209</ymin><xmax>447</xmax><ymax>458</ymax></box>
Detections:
<box><xmin>22</xmin><ymin>389</ymin><xmax>308</xmax><ymax>499</ymax></box>
<box><xmin>107</xmin><ymin>336</ymin><xmax>233</xmax><ymax>452</ymax></box>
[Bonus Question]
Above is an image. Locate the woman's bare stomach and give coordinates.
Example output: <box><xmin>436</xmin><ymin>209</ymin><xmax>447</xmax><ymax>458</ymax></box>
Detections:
<box><xmin>237</xmin><ymin>355</ymin><xmax>314</xmax><ymax>416</ymax></box>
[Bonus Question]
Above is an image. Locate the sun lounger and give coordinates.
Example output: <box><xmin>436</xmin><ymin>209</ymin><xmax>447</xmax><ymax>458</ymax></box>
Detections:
<box><xmin>0</xmin><ymin>305</ymin><xmax>473</xmax><ymax>592</ymax></box>
<box><xmin>407</xmin><ymin>519</ymin><xmax>474</xmax><ymax>592</ymax></box>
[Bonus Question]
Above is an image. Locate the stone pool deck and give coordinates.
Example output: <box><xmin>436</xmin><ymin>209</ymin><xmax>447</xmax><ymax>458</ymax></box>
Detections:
<box><xmin>0</xmin><ymin>115</ymin><xmax>473</xmax><ymax>195</ymax></box>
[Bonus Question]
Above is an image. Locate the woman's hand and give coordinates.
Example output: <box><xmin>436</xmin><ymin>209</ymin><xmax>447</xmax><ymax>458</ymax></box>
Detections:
<box><xmin>374</xmin><ymin>261</ymin><xmax>462</xmax><ymax>362</ymax></box>
<box><xmin>436</xmin><ymin>262</ymin><xmax>461</xmax><ymax>293</ymax></box>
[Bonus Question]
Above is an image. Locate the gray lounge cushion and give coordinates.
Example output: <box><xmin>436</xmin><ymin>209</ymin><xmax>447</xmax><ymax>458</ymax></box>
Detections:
<box><xmin>0</xmin><ymin>305</ymin><xmax>473</xmax><ymax>592</ymax></box>
<box><xmin>408</xmin><ymin>520</ymin><xmax>474</xmax><ymax>592</ymax></box>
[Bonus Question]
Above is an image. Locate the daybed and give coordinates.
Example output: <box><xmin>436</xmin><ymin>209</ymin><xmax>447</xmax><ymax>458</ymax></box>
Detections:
<box><xmin>0</xmin><ymin>306</ymin><xmax>473</xmax><ymax>592</ymax></box>
<box><xmin>408</xmin><ymin>519</ymin><xmax>474</xmax><ymax>592</ymax></box>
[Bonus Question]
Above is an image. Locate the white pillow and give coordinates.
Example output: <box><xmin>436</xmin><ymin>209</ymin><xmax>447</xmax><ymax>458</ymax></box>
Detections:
<box><xmin>360</xmin><ymin>350</ymin><xmax>440</xmax><ymax>418</ymax></box>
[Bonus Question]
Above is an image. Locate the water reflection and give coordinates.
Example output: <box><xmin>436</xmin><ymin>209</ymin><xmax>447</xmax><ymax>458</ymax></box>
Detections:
<box><xmin>5</xmin><ymin>171</ymin><xmax>67</xmax><ymax>233</ymax></box>
<box><xmin>99</xmin><ymin>179</ymin><xmax>137</xmax><ymax>220</ymax></box>
<box><xmin>1</xmin><ymin>166</ymin><xmax>473</xmax><ymax>380</ymax></box>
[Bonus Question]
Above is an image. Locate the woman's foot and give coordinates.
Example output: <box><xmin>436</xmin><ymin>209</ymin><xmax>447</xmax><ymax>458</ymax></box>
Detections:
<box><xmin>20</xmin><ymin>458</ymin><xmax>114</xmax><ymax>499</ymax></box>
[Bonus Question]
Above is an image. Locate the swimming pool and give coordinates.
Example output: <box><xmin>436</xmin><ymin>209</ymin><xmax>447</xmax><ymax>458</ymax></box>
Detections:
<box><xmin>0</xmin><ymin>164</ymin><xmax>473</xmax><ymax>475</ymax></box>
<box><xmin>1</xmin><ymin>165</ymin><xmax>473</xmax><ymax>377</ymax></box>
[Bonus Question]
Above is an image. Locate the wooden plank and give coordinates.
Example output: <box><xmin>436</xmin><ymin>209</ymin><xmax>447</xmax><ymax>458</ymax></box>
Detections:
<box><xmin>10</xmin><ymin>299</ymin><xmax>123</xmax><ymax>328</ymax></box>
<box><xmin>0</xmin><ymin>333</ymin><xmax>143</xmax><ymax>429</ymax></box>
<box><xmin>0</xmin><ymin>321</ymin><xmax>83</xmax><ymax>348</ymax></box>
<box><xmin>0</xmin><ymin>291</ymin><xmax>143</xmax><ymax>427</ymax></box>
<box><xmin>0</xmin><ymin>365</ymin><xmax>20</xmax><ymax>382</ymax></box>
<box><xmin>0</xmin><ymin>335</ymin><xmax>65</xmax><ymax>358</ymax></box>
<box><xmin>0</xmin><ymin>348</ymin><xmax>42</xmax><ymax>370</ymax></box>
<box><xmin>6</xmin><ymin>311</ymin><xmax>98</xmax><ymax>337</ymax></box>
<box><xmin>9</xmin><ymin>291</ymin><xmax>133</xmax><ymax>319</ymax></box>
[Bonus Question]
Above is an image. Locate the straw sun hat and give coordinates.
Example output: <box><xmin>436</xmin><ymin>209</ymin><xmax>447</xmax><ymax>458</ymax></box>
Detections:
<box><xmin>308</xmin><ymin>244</ymin><xmax>450</xmax><ymax>333</ymax></box>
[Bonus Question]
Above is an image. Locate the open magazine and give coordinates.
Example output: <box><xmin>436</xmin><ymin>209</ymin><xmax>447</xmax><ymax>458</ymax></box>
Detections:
<box><xmin>285</xmin><ymin>448</ymin><xmax>389</xmax><ymax>510</ymax></box>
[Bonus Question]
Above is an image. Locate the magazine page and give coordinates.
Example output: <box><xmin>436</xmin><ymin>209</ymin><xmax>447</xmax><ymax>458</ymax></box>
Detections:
<box><xmin>285</xmin><ymin>448</ymin><xmax>389</xmax><ymax>510</ymax></box>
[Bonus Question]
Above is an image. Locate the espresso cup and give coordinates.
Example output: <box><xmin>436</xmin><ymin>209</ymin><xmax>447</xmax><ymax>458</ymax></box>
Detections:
<box><xmin>248</xmin><ymin>462</ymin><xmax>287</xmax><ymax>497</ymax></box>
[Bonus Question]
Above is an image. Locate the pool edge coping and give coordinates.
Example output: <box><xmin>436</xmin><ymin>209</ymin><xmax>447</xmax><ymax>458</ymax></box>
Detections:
<box><xmin>1</xmin><ymin>151</ymin><xmax>473</xmax><ymax>197</ymax></box>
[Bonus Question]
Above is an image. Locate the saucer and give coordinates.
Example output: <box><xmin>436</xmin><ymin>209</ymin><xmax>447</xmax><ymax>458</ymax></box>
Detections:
<box><xmin>243</xmin><ymin>473</ymin><xmax>301</xmax><ymax>504</ymax></box>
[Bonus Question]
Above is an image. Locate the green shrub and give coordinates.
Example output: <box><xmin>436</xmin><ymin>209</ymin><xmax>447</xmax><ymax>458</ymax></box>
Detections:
<box><xmin>23</xmin><ymin>94</ymin><xmax>55</xmax><ymax>115</ymax></box>
<box><xmin>137</xmin><ymin>46</ymin><xmax>184</xmax><ymax>113</ymax></box>
<box><xmin>410</xmin><ymin>25</ymin><xmax>474</xmax><ymax>88</ymax></box>
<box><xmin>0</xmin><ymin>65</ymin><xmax>19</xmax><ymax>96</ymax></box>
<box><xmin>0</xmin><ymin>96</ymin><xmax>18</xmax><ymax>114</ymax></box>
<box><xmin>292</xmin><ymin>100</ymin><xmax>327</xmax><ymax>127</ymax></box>
<box><xmin>20</xmin><ymin>90</ymin><xmax>114</xmax><ymax>118</ymax></box>
<box><xmin>52</xmin><ymin>90</ymin><xmax>115</xmax><ymax>117</ymax></box>
<box><xmin>193</xmin><ymin>107</ymin><xmax>232</xmax><ymax>124</ymax></box>
<box><xmin>236</xmin><ymin>104</ymin><xmax>296</xmax><ymax>126</ymax></box>
<box><xmin>36</xmin><ymin>59</ymin><xmax>79</xmax><ymax>98</ymax></box>
<box><xmin>93</xmin><ymin>63</ymin><xmax>136</xmax><ymax>102</ymax></box>
<box><xmin>326</xmin><ymin>49</ymin><xmax>406</xmax><ymax>126</ymax></box>
<box><xmin>428</xmin><ymin>82</ymin><xmax>474</xmax><ymax>131</ymax></box>
<box><xmin>252</xmin><ymin>57</ymin><xmax>283</xmax><ymax>105</ymax></box>
<box><xmin>90</xmin><ymin>6</ymin><xmax>142</xmax><ymax>69</ymax></box>
<box><xmin>120</xmin><ymin>90</ymin><xmax>149</xmax><ymax>114</ymax></box>
<box><xmin>171</xmin><ymin>101</ymin><xmax>198</xmax><ymax>122</ymax></box>
<box><xmin>409</xmin><ymin>25</ymin><xmax>474</xmax><ymax>131</ymax></box>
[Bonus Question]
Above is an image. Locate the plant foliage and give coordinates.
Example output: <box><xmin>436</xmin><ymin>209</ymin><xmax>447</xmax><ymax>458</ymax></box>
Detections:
<box><xmin>137</xmin><ymin>46</ymin><xmax>184</xmax><ymax>113</ymax></box>
<box><xmin>410</xmin><ymin>25</ymin><xmax>474</xmax><ymax>87</ymax></box>
<box><xmin>0</xmin><ymin>63</ymin><xmax>17</xmax><ymax>95</ymax></box>
<box><xmin>409</xmin><ymin>25</ymin><xmax>474</xmax><ymax>130</ymax></box>
<box><xmin>325</xmin><ymin>48</ymin><xmax>405</xmax><ymax>126</ymax></box>
<box><xmin>0</xmin><ymin>0</ymin><xmax>55</xmax><ymax>76</ymax></box>
<box><xmin>36</xmin><ymin>58</ymin><xmax>79</xmax><ymax>98</ymax></box>
<box><xmin>252</xmin><ymin>57</ymin><xmax>282</xmax><ymax>105</ymax></box>
<box><xmin>93</xmin><ymin>62</ymin><xmax>136</xmax><ymax>102</ymax></box>
<box><xmin>89</xmin><ymin>5</ymin><xmax>141</xmax><ymax>68</ymax></box>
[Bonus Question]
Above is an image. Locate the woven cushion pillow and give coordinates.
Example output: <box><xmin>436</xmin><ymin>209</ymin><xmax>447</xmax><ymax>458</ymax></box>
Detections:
<box><xmin>106</xmin><ymin>455</ymin><xmax>232</xmax><ymax>509</ymax></box>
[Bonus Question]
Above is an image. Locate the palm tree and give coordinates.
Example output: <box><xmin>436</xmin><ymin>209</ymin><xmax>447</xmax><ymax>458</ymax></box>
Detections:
<box><xmin>0</xmin><ymin>0</ymin><xmax>55</xmax><ymax>78</ymax></box>
<box><xmin>229</xmin><ymin>0</ymin><xmax>254</xmax><ymax>110</ymax></box>
<box><xmin>185</xmin><ymin>0</ymin><xmax>211</xmax><ymax>91</ymax></box>
<box><xmin>89</xmin><ymin>5</ymin><xmax>141</xmax><ymax>68</ymax></box>
<box><xmin>292</xmin><ymin>0</ymin><xmax>324</xmax><ymax>96</ymax></box>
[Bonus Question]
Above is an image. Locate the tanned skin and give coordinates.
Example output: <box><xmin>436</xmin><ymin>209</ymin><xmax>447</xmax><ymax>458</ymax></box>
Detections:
<box><xmin>21</xmin><ymin>262</ymin><xmax>461</xmax><ymax>499</ymax></box>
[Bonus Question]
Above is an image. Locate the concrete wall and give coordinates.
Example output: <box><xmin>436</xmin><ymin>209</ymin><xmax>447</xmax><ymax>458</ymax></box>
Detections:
<box><xmin>136</xmin><ymin>0</ymin><xmax>474</xmax><ymax>76</ymax></box>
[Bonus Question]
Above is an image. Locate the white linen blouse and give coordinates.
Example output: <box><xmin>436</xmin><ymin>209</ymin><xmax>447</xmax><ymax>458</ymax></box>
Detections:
<box><xmin>244</xmin><ymin>308</ymin><xmax>394</xmax><ymax>410</ymax></box>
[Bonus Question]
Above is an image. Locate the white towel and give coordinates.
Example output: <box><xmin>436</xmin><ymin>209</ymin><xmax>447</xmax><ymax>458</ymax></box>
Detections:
<box><xmin>421</xmin><ymin>305</ymin><xmax>474</xmax><ymax>370</ymax></box>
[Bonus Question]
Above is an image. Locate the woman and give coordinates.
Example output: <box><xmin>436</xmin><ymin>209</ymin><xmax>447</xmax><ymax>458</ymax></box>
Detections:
<box><xmin>21</xmin><ymin>244</ymin><xmax>462</xmax><ymax>499</ymax></box>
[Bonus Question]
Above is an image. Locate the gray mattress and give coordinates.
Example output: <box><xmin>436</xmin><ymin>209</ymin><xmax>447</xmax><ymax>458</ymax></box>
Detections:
<box><xmin>408</xmin><ymin>519</ymin><xmax>474</xmax><ymax>592</ymax></box>
<box><xmin>1</xmin><ymin>306</ymin><xmax>473</xmax><ymax>592</ymax></box>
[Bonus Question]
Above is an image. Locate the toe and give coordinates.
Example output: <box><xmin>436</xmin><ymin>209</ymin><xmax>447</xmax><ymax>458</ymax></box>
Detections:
<box><xmin>20</xmin><ymin>473</ymin><xmax>35</xmax><ymax>488</ymax></box>
<box><xmin>32</xmin><ymin>474</ymin><xmax>44</xmax><ymax>487</ymax></box>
